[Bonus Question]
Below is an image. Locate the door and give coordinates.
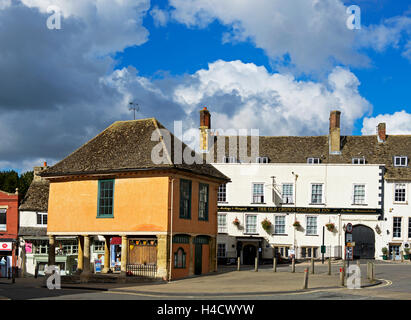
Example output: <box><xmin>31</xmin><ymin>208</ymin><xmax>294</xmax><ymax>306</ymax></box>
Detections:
<box><xmin>351</xmin><ymin>225</ymin><xmax>375</xmax><ymax>259</ymax></box>
<box><xmin>194</xmin><ymin>244</ymin><xmax>202</xmax><ymax>275</ymax></box>
<box><xmin>243</xmin><ymin>245</ymin><xmax>256</xmax><ymax>265</ymax></box>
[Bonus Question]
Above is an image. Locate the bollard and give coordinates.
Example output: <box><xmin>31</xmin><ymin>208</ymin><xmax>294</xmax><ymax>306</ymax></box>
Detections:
<box><xmin>357</xmin><ymin>260</ymin><xmax>360</xmax><ymax>269</ymax></box>
<box><xmin>371</xmin><ymin>263</ymin><xmax>375</xmax><ymax>281</ymax></box>
<box><xmin>255</xmin><ymin>257</ymin><xmax>258</xmax><ymax>272</ymax></box>
<box><xmin>311</xmin><ymin>258</ymin><xmax>315</xmax><ymax>274</ymax></box>
<box><xmin>366</xmin><ymin>262</ymin><xmax>370</xmax><ymax>279</ymax></box>
<box><xmin>392</xmin><ymin>250</ymin><xmax>396</xmax><ymax>261</ymax></box>
<box><xmin>273</xmin><ymin>257</ymin><xmax>277</xmax><ymax>272</ymax></box>
<box><xmin>328</xmin><ymin>258</ymin><xmax>331</xmax><ymax>275</ymax></box>
<box><xmin>302</xmin><ymin>268</ymin><xmax>309</xmax><ymax>289</ymax></box>
<box><xmin>339</xmin><ymin>267</ymin><xmax>345</xmax><ymax>286</ymax></box>
<box><xmin>237</xmin><ymin>257</ymin><xmax>240</xmax><ymax>271</ymax></box>
<box><xmin>401</xmin><ymin>251</ymin><xmax>404</xmax><ymax>262</ymax></box>
<box><xmin>291</xmin><ymin>257</ymin><xmax>295</xmax><ymax>273</ymax></box>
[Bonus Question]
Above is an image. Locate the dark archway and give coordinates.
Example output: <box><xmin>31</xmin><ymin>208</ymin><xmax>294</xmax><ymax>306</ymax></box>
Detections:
<box><xmin>243</xmin><ymin>245</ymin><xmax>257</xmax><ymax>265</ymax></box>
<box><xmin>351</xmin><ymin>225</ymin><xmax>375</xmax><ymax>259</ymax></box>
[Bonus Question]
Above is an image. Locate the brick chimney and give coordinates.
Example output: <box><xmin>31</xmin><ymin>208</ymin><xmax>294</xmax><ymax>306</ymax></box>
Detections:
<box><xmin>329</xmin><ymin>110</ymin><xmax>341</xmax><ymax>154</ymax></box>
<box><xmin>377</xmin><ymin>123</ymin><xmax>386</xmax><ymax>143</ymax></box>
<box><xmin>199</xmin><ymin>107</ymin><xmax>211</xmax><ymax>152</ymax></box>
<box><xmin>33</xmin><ymin>161</ymin><xmax>48</xmax><ymax>182</ymax></box>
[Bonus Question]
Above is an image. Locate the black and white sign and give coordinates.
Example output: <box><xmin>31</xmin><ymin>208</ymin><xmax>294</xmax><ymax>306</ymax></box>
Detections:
<box><xmin>346</xmin><ymin>223</ymin><xmax>353</xmax><ymax>233</ymax></box>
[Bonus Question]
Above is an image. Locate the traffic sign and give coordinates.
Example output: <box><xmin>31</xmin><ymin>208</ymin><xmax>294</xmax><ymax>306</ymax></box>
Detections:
<box><xmin>346</xmin><ymin>223</ymin><xmax>353</xmax><ymax>233</ymax></box>
<box><xmin>346</xmin><ymin>242</ymin><xmax>356</xmax><ymax>247</ymax></box>
<box><xmin>346</xmin><ymin>233</ymin><xmax>353</xmax><ymax>243</ymax></box>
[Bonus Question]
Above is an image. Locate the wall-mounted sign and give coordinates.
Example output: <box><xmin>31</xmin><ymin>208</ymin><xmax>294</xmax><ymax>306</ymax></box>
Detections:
<box><xmin>218</xmin><ymin>206</ymin><xmax>382</xmax><ymax>215</ymax></box>
<box><xmin>0</xmin><ymin>242</ymin><xmax>12</xmax><ymax>251</ymax></box>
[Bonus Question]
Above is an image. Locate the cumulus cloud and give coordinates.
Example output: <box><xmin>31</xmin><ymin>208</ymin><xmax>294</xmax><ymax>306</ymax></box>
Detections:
<box><xmin>171</xmin><ymin>60</ymin><xmax>371</xmax><ymax>136</ymax></box>
<box><xmin>166</xmin><ymin>0</ymin><xmax>411</xmax><ymax>73</ymax></box>
<box><xmin>362</xmin><ymin>111</ymin><xmax>411</xmax><ymax>135</ymax></box>
<box><xmin>0</xmin><ymin>1</ymin><xmax>150</xmax><ymax>171</ymax></box>
<box><xmin>150</xmin><ymin>6</ymin><xmax>170</xmax><ymax>27</ymax></box>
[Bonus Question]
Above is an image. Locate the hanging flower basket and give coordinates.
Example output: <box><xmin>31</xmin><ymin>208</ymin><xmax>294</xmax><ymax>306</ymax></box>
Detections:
<box><xmin>233</xmin><ymin>218</ymin><xmax>240</xmax><ymax>228</ymax></box>
<box><xmin>261</xmin><ymin>219</ymin><xmax>272</xmax><ymax>233</ymax></box>
<box><xmin>326</xmin><ymin>223</ymin><xmax>335</xmax><ymax>232</ymax></box>
<box><xmin>293</xmin><ymin>221</ymin><xmax>301</xmax><ymax>228</ymax></box>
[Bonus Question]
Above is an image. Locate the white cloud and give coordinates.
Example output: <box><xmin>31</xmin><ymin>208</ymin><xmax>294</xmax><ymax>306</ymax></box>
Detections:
<box><xmin>0</xmin><ymin>0</ymin><xmax>11</xmax><ymax>10</ymax></box>
<box><xmin>171</xmin><ymin>60</ymin><xmax>371</xmax><ymax>136</ymax></box>
<box><xmin>362</xmin><ymin>111</ymin><xmax>411</xmax><ymax>135</ymax></box>
<box><xmin>150</xmin><ymin>6</ymin><xmax>170</xmax><ymax>27</ymax></box>
<box><xmin>168</xmin><ymin>0</ymin><xmax>368</xmax><ymax>73</ymax></box>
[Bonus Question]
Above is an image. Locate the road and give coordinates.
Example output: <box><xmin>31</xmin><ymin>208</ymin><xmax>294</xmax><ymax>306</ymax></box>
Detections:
<box><xmin>0</xmin><ymin>261</ymin><xmax>410</xmax><ymax>300</ymax></box>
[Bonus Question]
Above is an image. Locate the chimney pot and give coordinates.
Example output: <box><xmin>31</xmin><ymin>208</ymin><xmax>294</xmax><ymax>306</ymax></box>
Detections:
<box><xmin>44</xmin><ymin>161</ymin><xmax>47</xmax><ymax>167</ymax></box>
<box><xmin>377</xmin><ymin>123</ymin><xmax>386</xmax><ymax>142</ymax></box>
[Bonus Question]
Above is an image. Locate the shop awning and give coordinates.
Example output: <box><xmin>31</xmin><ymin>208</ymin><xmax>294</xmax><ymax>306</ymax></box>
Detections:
<box><xmin>110</xmin><ymin>237</ymin><xmax>122</xmax><ymax>245</ymax></box>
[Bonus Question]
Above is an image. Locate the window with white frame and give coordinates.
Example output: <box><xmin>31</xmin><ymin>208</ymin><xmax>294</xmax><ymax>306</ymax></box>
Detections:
<box><xmin>301</xmin><ymin>247</ymin><xmax>318</xmax><ymax>258</ymax></box>
<box><xmin>394</xmin><ymin>156</ymin><xmax>408</xmax><ymax>167</ymax></box>
<box><xmin>274</xmin><ymin>246</ymin><xmax>289</xmax><ymax>257</ymax></box>
<box><xmin>245</xmin><ymin>215</ymin><xmax>257</xmax><ymax>234</ymax></box>
<box><xmin>0</xmin><ymin>208</ymin><xmax>6</xmax><ymax>231</ymax></box>
<box><xmin>218</xmin><ymin>184</ymin><xmax>227</xmax><ymax>202</ymax></box>
<box><xmin>252</xmin><ymin>183</ymin><xmax>264</xmax><ymax>203</ymax></box>
<box><xmin>217</xmin><ymin>243</ymin><xmax>226</xmax><ymax>258</ymax></box>
<box><xmin>36</xmin><ymin>212</ymin><xmax>47</xmax><ymax>225</ymax></box>
<box><xmin>306</xmin><ymin>216</ymin><xmax>317</xmax><ymax>235</ymax></box>
<box><xmin>353</xmin><ymin>184</ymin><xmax>366</xmax><ymax>204</ymax></box>
<box><xmin>394</xmin><ymin>183</ymin><xmax>407</xmax><ymax>203</ymax></box>
<box><xmin>274</xmin><ymin>216</ymin><xmax>286</xmax><ymax>234</ymax></box>
<box><xmin>307</xmin><ymin>158</ymin><xmax>320</xmax><ymax>164</ymax></box>
<box><xmin>393</xmin><ymin>217</ymin><xmax>402</xmax><ymax>238</ymax></box>
<box><xmin>218</xmin><ymin>214</ymin><xmax>227</xmax><ymax>233</ymax></box>
<box><xmin>93</xmin><ymin>241</ymin><xmax>105</xmax><ymax>252</ymax></box>
<box><xmin>256</xmin><ymin>157</ymin><xmax>269</xmax><ymax>163</ymax></box>
<box><xmin>352</xmin><ymin>157</ymin><xmax>365</xmax><ymax>164</ymax></box>
<box><xmin>223</xmin><ymin>156</ymin><xmax>236</xmax><ymax>163</ymax></box>
<box><xmin>282</xmin><ymin>184</ymin><xmax>293</xmax><ymax>204</ymax></box>
<box><xmin>311</xmin><ymin>184</ymin><xmax>323</xmax><ymax>204</ymax></box>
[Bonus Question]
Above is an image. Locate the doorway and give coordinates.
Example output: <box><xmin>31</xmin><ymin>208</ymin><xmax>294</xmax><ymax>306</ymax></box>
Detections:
<box><xmin>194</xmin><ymin>244</ymin><xmax>202</xmax><ymax>275</ymax></box>
<box><xmin>351</xmin><ymin>225</ymin><xmax>375</xmax><ymax>259</ymax></box>
<box><xmin>243</xmin><ymin>244</ymin><xmax>257</xmax><ymax>265</ymax></box>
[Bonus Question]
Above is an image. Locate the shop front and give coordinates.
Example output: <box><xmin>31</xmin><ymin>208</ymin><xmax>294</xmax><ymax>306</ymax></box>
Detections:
<box><xmin>0</xmin><ymin>240</ymin><xmax>15</xmax><ymax>278</ymax></box>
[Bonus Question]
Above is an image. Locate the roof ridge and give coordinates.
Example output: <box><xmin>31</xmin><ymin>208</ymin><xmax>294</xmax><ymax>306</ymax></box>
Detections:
<box><xmin>151</xmin><ymin>118</ymin><xmax>174</xmax><ymax>166</ymax></box>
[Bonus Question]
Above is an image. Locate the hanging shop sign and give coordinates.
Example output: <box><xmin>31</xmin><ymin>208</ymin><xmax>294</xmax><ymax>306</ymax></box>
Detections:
<box><xmin>0</xmin><ymin>242</ymin><xmax>12</xmax><ymax>251</ymax></box>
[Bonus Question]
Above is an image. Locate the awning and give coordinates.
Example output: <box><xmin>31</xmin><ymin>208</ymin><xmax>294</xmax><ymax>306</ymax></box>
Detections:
<box><xmin>110</xmin><ymin>237</ymin><xmax>122</xmax><ymax>245</ymax></box>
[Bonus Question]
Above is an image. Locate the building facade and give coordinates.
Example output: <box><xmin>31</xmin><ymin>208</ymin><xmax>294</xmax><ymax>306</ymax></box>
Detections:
<box><xmin>198</xmin><ymin>110</ymin><xmax>411</xmax><ymax>262</ymax></box>
<box><xmin>41</xmin><ymin>118</ymin><xmax>229</xmax><ymax>281</ymax></box>
<box><xmin>0</xmin><ymin>188</ymin><xmax>19</xmax><ymax>277</ymax></box>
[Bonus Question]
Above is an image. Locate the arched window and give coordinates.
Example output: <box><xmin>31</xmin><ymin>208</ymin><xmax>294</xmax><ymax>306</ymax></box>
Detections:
<box><xmin>174</xmin><ymin>248</ymin><xmax>186</xmax><ymax>268</ymax></box>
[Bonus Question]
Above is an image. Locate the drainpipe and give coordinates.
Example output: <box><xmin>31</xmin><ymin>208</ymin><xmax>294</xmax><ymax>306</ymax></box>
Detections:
<box><xmin>168</xmin><ymin>178</ymin><xmax>175</xmax><ymax>282</ymax></box>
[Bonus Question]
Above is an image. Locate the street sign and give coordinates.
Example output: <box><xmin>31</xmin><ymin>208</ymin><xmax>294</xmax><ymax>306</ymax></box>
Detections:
<box><xmin>321</xmin><ymin>245</ymin><xmax>326</xmax><ymax>254</ymax></box>
<box><xmin>0</xmin><ymin>242</ymin><xmax>12</xmax><ymax>251</ymax></box>
<box><xmin>346</xmin><ymin>233</ymin><xmax>353</xmax><ymax>243</ymax></box>
<box><xmin>346</xmin><ymin>242</ymin><xmax>356</xmax><ymax>247</ymax></box>
<box><xmin>346</xmin><ymin>223</ymin><xmax>353</xmax><ymax>233</ymax></box>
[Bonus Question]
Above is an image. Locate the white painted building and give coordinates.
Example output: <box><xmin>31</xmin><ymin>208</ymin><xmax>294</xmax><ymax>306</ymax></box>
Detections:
<box><xmin>213</xmin><ymin>163</ymin><xmax>384</xmax><ymax>263</ymax></box>
<box><xmin>197</xmin><ymin>108</ymin><xmax>411</xmax><ymax>263</ymax></box>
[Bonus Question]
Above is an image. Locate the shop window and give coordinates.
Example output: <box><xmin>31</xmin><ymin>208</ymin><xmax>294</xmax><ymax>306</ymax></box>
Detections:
<box><xmin>174</xmin><ymin>248</ymin><xmax>186</xmax><ymax>268</ymax></box>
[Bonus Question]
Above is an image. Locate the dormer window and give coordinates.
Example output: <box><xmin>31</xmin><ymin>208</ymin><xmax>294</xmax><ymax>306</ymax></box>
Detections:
<box><xmin>352</xmin><ymin>157</ymin><xmax>365</xmax><ymax>164</ymax></box>
<box><xmin>223</xmin><ymin>156</ymin><xmax>236</xmax><ymax>163</ymax></box>
<box><xmin>307</xmin><ymin>158</ymin><xmax>320</xmax><ymax>164</ymax></box>
<box><xmin>394</xmin><ymin>156</ymin><xmax>408</xmax><ymax>167</ymax></box>
<box><xmin>256</xmin><ymin>157</ymin><xmax>269</xmax><ymax>163</ymax></box>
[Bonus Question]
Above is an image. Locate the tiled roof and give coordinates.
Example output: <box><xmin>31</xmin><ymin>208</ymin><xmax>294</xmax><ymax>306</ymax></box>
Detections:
<box><xmin>19</xmin><ymin>181</ymin><xmax>49</xmax><ymax>212</ymax></box>
<box><xmin>212</xmin><ymin>134</ymin><xmax>411</xmax><ymax>180</ymax></box>
<box><xmin>18</xmin><ymin>227</ymin><xmax>47</xmax><ymax>237</ymax></box>
<box><xmin>40</xmin><ymin>118</ymin><xmax>229</xmax><ymax>182</ymax></box>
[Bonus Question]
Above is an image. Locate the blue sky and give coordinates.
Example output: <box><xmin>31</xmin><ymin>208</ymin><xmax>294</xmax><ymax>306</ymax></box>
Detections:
<box><xmin>0</xmin><ymin>0</ymin><xmax>410</xmax><ymax>172</ymax></box>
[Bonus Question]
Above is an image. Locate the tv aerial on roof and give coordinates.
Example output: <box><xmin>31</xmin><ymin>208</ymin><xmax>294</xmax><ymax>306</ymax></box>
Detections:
<box><xmin>128</xmin><ymin>102</ymin><xmax>140</xmax><ymax>120</ymax></box>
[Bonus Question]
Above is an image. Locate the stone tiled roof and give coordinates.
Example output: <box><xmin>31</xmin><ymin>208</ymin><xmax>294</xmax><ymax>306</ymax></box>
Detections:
<box><xmin>212</xmin><ymin>134</ymin><xmax>411</xmax><ymax>180</ymax></box>
<box><xmin>19</xmin><ymin>181</ymin><xmax>49</xmax><ymax>212</ymax></box>
<box><xmin>40</xmin><ymin>119</ymin><xmax>229</xmax><ymax>182</ymax></box>
<box><xmin>18</xmin><ymin>227</ymin><xmax>47</xmax><ymax>237</ymax></box>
